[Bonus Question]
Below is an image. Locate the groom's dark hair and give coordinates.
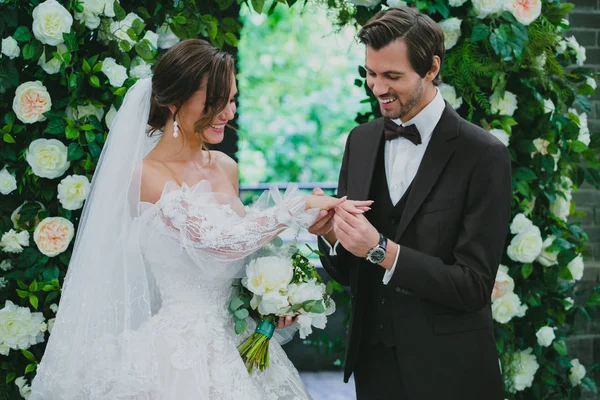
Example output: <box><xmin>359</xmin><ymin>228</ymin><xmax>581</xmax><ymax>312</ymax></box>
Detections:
<box><xmin>358</xmin><ymin>7</ymin><xmax>444</xmax><ymax>85</ymax></box>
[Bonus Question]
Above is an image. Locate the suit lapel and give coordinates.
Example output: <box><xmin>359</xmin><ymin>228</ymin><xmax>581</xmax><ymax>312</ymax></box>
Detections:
<box><xmin>347</xmin><ymin>118</ymin><xmax>384</xmax><ymax>201</ymax></box>
<box><xmin>394</xmin><ymin>104</ymin><xmax>460</xmax><ymax>241</ymax></box>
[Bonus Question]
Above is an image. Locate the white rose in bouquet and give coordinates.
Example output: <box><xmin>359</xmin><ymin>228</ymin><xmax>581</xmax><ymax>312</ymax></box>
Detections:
<box><xmin>243</xmin><ymin>256</ymin><xmax>294</xmax><ymax>295</ymax></box>
<box><xmin>32</xmin><ymin>0</ymin><xmax>73</xmax><ymax>46</ymax></box>
<box><xmin>510</xmin><ymin>213</ymin><xmax>533</xmax><ymax>235</ymax></box>
<box><xmin>257</xmin><ymin>291</ymin><xmax>290</xmax><ymax>316</ymax></box>
<box><xmin>287</xmin><ymin>279</ymin><xmax>326</xmax><ymax>304</ymax></box>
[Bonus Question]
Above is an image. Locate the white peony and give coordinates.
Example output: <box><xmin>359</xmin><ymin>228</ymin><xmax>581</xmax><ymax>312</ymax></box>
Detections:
<box><xmin>505</xmin><ymin>348</ymin><xmax>539</xmax><ymax>393</ymax></box>
<box><xmin>550</xmin><ymin>192</ymin><xmax>571</xmax><ymax>221</ymax></box>
<box><xmin>33</xmin><ymin>217</ymin><xmax>75</xmax><ymax>257</ymax></box>
<box><xmin>535</xmin><ymin>326</ymin><xmax>555</xmax><ymax>347</ymax></box>
<box><xmin>488</xmin><ymin>129</ymin><xmax>510</xmax><ymax>147</ymax></box>
<box><xmin>287</xmin><ymin>279</ymin><xmax>326</xmax><ymax>305</ymax></box>
<box><xmin>0</xmin><ymin>301</ymin><xmax>45</xmax><ymax>353</ymax></box>
<box><xmin>143</xmin><ymin>30</ymin><xmax>159</xmax><ymax>49</ymax></box>
<box><xmin>491</xmin><ymin>265</ymin><xmax>514</xmax><ymax>302</ymax></box>
<box><xmin>492</xmin><ymin>292</ymin><xmax>528</xmax><ymax>324</ymax></box>
<box><xmin>32</xmin><ymin>0</ymin><xmax>73</xmax><ymax>46</ymax></box>
<box><xmin>506</xmin><ymin>0</ymin><xmax>541</xmax><ymax>26</ymax></box>
<box><xmin>105</xmin><ymin>105</ymin><xmax>118</xmax><ymax>129</ymax></box>
<box><xmin>507</xmin><ymin>225</ymin><xmax>543</xmax><ymax>263</ymax></box>
<box><xmin>586</xmin><ymin>77</ymin><xmax>597</xmax><ymax>90</ymax></box>
<box><xmin>12</xmin><ymin>81</ymin><xmax>52</xmax><ymax>124</ymax></box>
<box><xmin>566</xmin><ymin>255</ymin><xmax>584</xmax><ymax>281</ymax></box>
<box><xmin>472</xmin><ymin>0</ymin><xmax>503</xmax><ymax>19</ymax></box>
<box><xmin>564</xmin><ymin>297</ymin><xmax>574</xmax><ymax>311</ymax></box>
<box><xmin>26</xmin><ymin>138</ymin><xmax>70</xmax><ymax>179</ymax></box>
<box><xmin>438</xmin><ymin>18</ymin><xmax>462</xmax><ymax>50</ymax></box>
<box><xmin>510</xmin><ymin>213</ymin><xmax>533</xmax><ymax>235</ymax></box>
<box><xmin>101</xmin><ymin>57</ymin><xmax>128</xmax><ymax>87</ymax></box>
<box><xmin>438</xmin><ymin>83</ymin><xmax>463</xmax><ymax>109</ymax></box>
<box><xmin>0</xmin><ymin>230</ymin><xmax>29</xmax><ymax>254</ymax></box>
<box><xmin>37</xmin><ymin>44</ymin><xmax>68</xmax><ymax>75</ymax></box>
<box><xmin>157</xmin><ymin>23</ymin><xmax>180</xmax><ymax>49</ymax></box>
<box><xmin>0</xmin><ymin>167</ymin><xmax>17</xmax><ymax>195</ymax></box>
<box><xmin>110</xmin><ymin>13</ymin><xmax>142</xmax><ymax>45</ymax></box>
<box><xmin>57</xmin><ymin>175</ymin><xmax>91</xmax><ymax>210</ymax></box>
<box><xmin>543</xmin><ymin>98</ymin><xmax>555</xmax><ymax>116</ymax></box>
<box><xmin>569</xmin><ymin>359</ymin><xmax>586</xmax><ymax>387</ymax></box>
<box><xmin>490</xmin><ymin>91</ymin><xmax>518</xmax><ymax>116</ymax></box>
<box><xmin>130</xmin><ymin>57</ymin><xmax>153</xmax><ymax>79</ymax></box>
<box><xmin>257</xmin><ymin>291</ymin><xmax>290</xmax><ymax>316</ymax></box>
<box><xmin>1</xmin><ymin>36</ymin><xmax>20</xmax><ymax>59</ymax></box>
<box><xmin>449</xmin><ymin>0</ymin><xmax>467</xmax><ymax>6</ymax></box>
<box><xmin>0</xmin><ymin>260</ymin><xmax>13</xmax><ymax>271</ymax></box>
<box><xmin>243</xmin><ymin>256</ymin><xmax>293</xmax><ymax>296</ymax></box>
<box><xmin>536</xmin><ymin>236</ymin><xmax>558</xmax><ymax>267</ymax></box>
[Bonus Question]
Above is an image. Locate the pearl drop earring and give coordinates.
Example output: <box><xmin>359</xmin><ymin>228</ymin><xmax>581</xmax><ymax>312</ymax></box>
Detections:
<box><xmin>173</xmin><ymin>117</ymin><xmax>179</xmax><ymax>138</ymax></box>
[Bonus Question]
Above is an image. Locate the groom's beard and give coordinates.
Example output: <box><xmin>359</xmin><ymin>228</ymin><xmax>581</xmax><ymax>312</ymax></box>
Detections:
<box><xmin>380</xmin><ymin>80</ymin><xmax>424</xmax><ymax>120</ymax></box>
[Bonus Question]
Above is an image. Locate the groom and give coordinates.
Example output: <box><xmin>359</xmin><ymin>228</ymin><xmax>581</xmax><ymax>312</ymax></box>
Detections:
<box><xmin>310</xmin><ymin>7</ymin><xmax>511</xmax><ymax>400</ymax></box>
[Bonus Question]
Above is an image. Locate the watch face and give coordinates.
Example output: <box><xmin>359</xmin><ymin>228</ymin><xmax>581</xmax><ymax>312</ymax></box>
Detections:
<box><xmin>368</xmin><ymin>247</ymin><xmax>386</xmax><ymax>263</ymax></box>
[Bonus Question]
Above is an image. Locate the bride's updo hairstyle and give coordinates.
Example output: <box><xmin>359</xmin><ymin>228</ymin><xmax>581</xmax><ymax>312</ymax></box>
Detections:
<box><xmin>148</xmin><ymin>39</ymin><xmax>235</xmax><ymax>137</ymax></box>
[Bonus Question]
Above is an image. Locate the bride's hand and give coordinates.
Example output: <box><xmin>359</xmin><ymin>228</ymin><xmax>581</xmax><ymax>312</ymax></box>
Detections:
<box><xmin>304</xmin><ymin>194</ymin><xmax>347</xmax><ymax>211</ymax></box>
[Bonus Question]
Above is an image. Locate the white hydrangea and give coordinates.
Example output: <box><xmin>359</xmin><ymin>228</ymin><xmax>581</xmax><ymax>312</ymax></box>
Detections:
<box><xmin>505</xmin><ymin>348</ymin><xmax>540</xmax><ymax>393</ymax></box>
<box><xmin>569</xmin><ymin>359</ymin><xmax>586</xmax><ymax>387</ymax></box>
<box><xmin>438</xmin><ymin>18</ymin><xmax>462</xmax><ymax>50</ymax></box>
<box><xmin>507</xmin><ymin>225</ymin><xmax>543</xmax><ymax>263</ymax></box>
<box><xmin>492</xmin><ymin>291</ymin><xmax>528</xmax><ymax>323</ymax></box>
<box><xmin>0</xmin><ymin>301</ymin><xmax>46</xmax><ymax>354</ymax></box>
<box><xmin>438</xmin><ymin>83</ymin><xmax>463</xmax><ymax>109</ymax></box>
<box><xmin>1</xmin><ymin>36</ymin><xmax>20</xmax><ymax>59</ymax></box>
<box><xmin>566</xmin><ymin>255</ymin><xmax>584</xmax><ymax>281</ymax></box>
<box><xmin>490</xmin><ymin>90</ymin><xmax>518</xmax><ymax>116</ymax></box>
<box><xmin>0</xmin><ymin>167</ymin><xmax>17</xmax><ymax>195</ymax></box>
<box><xmin>0</xmin><ymin>229</ymin><xmax>30</xmax><ymax>254</ymax></box>
<box><xmin>535</xmin><ymin>326</ymin><xmax>556</xmax><ymax>347</ymax></box>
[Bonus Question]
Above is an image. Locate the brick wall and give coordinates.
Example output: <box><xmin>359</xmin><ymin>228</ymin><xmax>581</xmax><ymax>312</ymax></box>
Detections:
<box><xmin>567</xmin><ymin>1</ymin><xmax>600</xmax><ymax>398</ymax></box>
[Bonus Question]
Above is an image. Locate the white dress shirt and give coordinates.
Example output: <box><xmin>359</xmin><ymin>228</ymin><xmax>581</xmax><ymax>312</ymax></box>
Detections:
<box><xmin>325</xmin><ymin>88</ymin><xmax>446</xmax><ymax>285</ymax></box>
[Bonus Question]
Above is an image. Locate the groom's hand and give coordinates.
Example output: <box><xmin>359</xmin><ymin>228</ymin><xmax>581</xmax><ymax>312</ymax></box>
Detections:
<box><xmin>333</xmin><ymin>205</ymin><xmax>379</xmax><ymax>258</ymax></box>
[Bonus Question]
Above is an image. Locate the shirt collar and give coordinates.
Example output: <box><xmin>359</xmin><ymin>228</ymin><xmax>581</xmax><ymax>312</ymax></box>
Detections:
<box><xmin>391</xmin><ymin>88</ymin><xmax>445</xmax><ymax>142</ymax></box>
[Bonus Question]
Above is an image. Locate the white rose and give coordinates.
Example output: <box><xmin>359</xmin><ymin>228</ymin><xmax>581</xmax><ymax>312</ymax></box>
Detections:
<box><xmin>143</xmin><ymin>30</ymin><xmax>159</xmax><ymax>49</ymax></box>
<box><xmin>449</xmin><ymin>0</ymin><xmax>467</xmax><ymax>6</ymax></box>
<box><xmin>536</xmin><ymin>236</ymin><xmax>558</xmax><ymax>267</ymax></box>
<box><xmin>0</xmin><ymin>260</ymin><xmax>13</xmax><ymax>271</ymax></box>
<box><xmin>586</xmin><ymin>77</ymin><xmax>597</xmax><ymax>90</ymax></box>
<box><xmin>0</xmin><ymin>230</ymin><xmax>29</xmax><ymax>254</ymax></box>
<box><xmin>1</xmin><ymin>36</ymin><xmax>20</xmax><ymax>59</ymax></box>
<box><xmin>105</xmin><ymin>105</ymin><xmax>118</xmax><ymax>129</ymax></box>
<box><xmin>533</xmin><ymin>53</ymin><xmax>546</xmax><ymax>70</ymax></box>
<box><xmin>505</xmin><ymin>348</ymin><xmax>539</xmax><ymax>393</ymax></box>
<box><xmin>257</xmin><ymin>291</ymin><xmax>290</xmax><ymax>315</ymax></box>
<box><xmin>488</xmin><ymin>129</ymin><xmax>510</xmax><ymax>147</ymax></box>
<box><xmin>492</xmin><ymin>292</ymin><xmax>528</xmax><ymax>324</ymax></box>
<box><xmin>242</xmin><ymin>256</ymin><xmax>293</xmax><ymax>295</ymax></box>
<box><xmin>564</xmin><ymin>297</ymin><xmax>574</xmax><ymax>311</ymax></box>
<box><xmin>507</xmin><ymin>226</ymin><xmax>543</xmax><ymax>263</ymax></box>
<box><xmin>37</xmin><ymin>43</ymin><xmax>68</xmax><ymax>75</ymax></box>
<box><xmin>535</xmin><ymin>326</ymin><xmax>555</xmax><ymax>347</ymax></box>
<box><xmin>26</xmin><ymin>138</ymin><xmax>70</xmax><ymax>179</ymax></box>
<box><xmin>32</xmin><ymin>0</ymin><xmax>73</xmax><ymax>46</ymax></box>
<box><xmin>569</xmin><ymin>359</ymin><xmax>586</xmax><ymax>387</ymax></box>
<box><xmin>550</xmin><ymin>192</ymin><xmax>571</xmax><ymax>221</ymax></box>
<box><xmin>566</xmin><ymin>255</ymin><xmax>584</xmax><ymax>281</ymax></box>
<box><xmin>57</xmin><ymin>175</ymin><xmax>91</xmax><ymax>210</ymax></box>
<box><xmin>543</xmin><ymin>98</ymin><xmax>555</xmax><ymax>115</ymax></box>
<box><xmin>34</xmin><ymin>217</ymin><xmax>75</xmax><ymax>257</ymax></box>
<box><xmin>439</xmin><ymin>83</ymin><xmax>463</xmax><ymax>109</ymax></box>
<box><xmin>490</xmin><ymin>90</ymin><xmax>518</xmax><ymax>116</ymax></box>
<box><xmin>438</xmin><ymin>18</ymin><xmax>462</xmax><ymax>50</ymax></box>
<box><xmin>506</xmin><ymin>0</ymin><xmax>541</xmax><ymax>25</ymax></box>
<box><xmin>510</xmin><ymin>213</ymin><xmax>533</xmax><ymax>235</ymax></box>
<box><xmin>130</xmin><ymin>57</ymin><xmax>153</xmax><ymax>79</ymax></box>
<box><xmin>74</xmin><ymin>0</ymin><xmax>109</xmax><ymax>30</ymax></box>
<box><xmin>157</xmin><ymin>23</ymin><xmax>180</xmax><ymax>49</ymax></box>
<box><xmin>287</xmin><ymin>279</ymin><xmax>326</xmax><ymax>305</ymax></box>
<box><xmin>109</xmin><ymin>13</ymin><xmax>142</xmax><ymax>45</ymax></box>
<box><xmin>12</xmin><ymin>81</ymin><xmax>52</xmax><ymax>124</ymax></box>
<box><xmin>0</xmin><ymin>167</ymin><xmax>17</xmax><ymax>195</ymax></box>
<box><xmin>0</xmin><ymin>301</ymin><xmax>45</xmax><ymax>352</ymax></box>
<box><xmin>0</xmin><ymin>278</ymin><xmax>7</xmax><ymax>290</ymax></box>
<box><xmin>492</xmin><ymin>265</ymin><xmax>514</xmax><ymax>302</ymax></box>
<box><xmin>103</xmin><ymin>0</ymin><xmax>116</xmax><ymax>17</ymax></box>
<box><xmin>472</xmin><ymin>0</ymin><xmax>503</xmax><ymax>19</ymax></box>
<box><xmin>101</xmin><ymin>57</ymin><xmax>128</xmax><ymax>87</ymax></box>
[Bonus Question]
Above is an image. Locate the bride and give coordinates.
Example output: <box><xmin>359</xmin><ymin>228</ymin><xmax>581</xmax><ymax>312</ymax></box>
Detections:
<box><xmin>30</xmin><ymin>39</ymin><xmax>367</xmax><ymax>399</ymax></box>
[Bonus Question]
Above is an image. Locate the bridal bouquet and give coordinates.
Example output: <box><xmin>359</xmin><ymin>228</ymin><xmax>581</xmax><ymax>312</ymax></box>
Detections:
<box><xmin>229</xmin><ymin>242</ymin><xmax>336</xmax><ymax>373</ymax></box>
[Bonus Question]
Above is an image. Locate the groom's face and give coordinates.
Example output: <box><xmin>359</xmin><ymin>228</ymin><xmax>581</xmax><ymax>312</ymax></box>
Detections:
<box><xmin>365</xmin><ymin>39</ymin><xmax>424</xmax><ymax>121</ymax></box>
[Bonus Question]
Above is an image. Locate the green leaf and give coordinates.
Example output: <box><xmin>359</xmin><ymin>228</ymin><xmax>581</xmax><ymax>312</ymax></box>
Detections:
<box><xmin>471</xmin><ymin>24</ymin><xmax>489</xmax><ymax>42</ymax></box>
<box><xmin>174</xmin><ymin>15</ymin><xmax>187</xmax><ymax>25</ymax></box>
<box><xmin>23</xmin><ymin>43</ymin><xmax>36</xmax><ymax>60</ymax></box>
<box><xmin>113</xmin><ymin>87</ymin><xmax>128</xmax><ymax>96</ymax></box>
<box><xmin>251</xmin><ymin>0</ymin><xmax>265</xmax><ymax>13</ymax></box>
<box><xmin>326</xmin><ymin>281</ymin><xmax>333</xmax><ymax>296</ymax></box>
<box><xmin>24</xmin><ymin>363</ymin><xmax>36</xmax><ymax>374</ymax></box>
<box><xmin>224</xmin><ymin>32</ymin><xmax>238</xmax><ymax>47</ymax></box>
<box><xmin>63</xmin><ymin>32</ymin><xmax>77</xmax><ymax>52</ymax></box>
<box><xmin>67</xmin><ymin>143</ymin><xmax>85</xmax><ymax>161</ymax></box>
<box><xmin>89</xmin><ymin>75</ymin><xmax>100</xmax><ymax>88</ymax></box>
<box><xmin>42</xmin><ymin>284</ymin><xmax>54</xmax><ymax>292</ymax></box>
<box><xmin>85</xmin><ymin>130</ymin><xmax>95</xmax><ymax>144</ymax></box>
<box><xmin>553</xmin><ymin>340</ymin><xmax>568</xmax><ymax>356</ymax></box>
<box><xmin>89</xmin><ymin>141</ymin><xmax>102</xmax><ymax>159</ymax></box>
<box><xmin>29</xmin><ymin>295</ymin><xmax>39</xmax><ymax>309</ymax></box>
<box><xmin>229</xmin><ymin>297</ymin><xmax>244</xmax><ymax>311</ymax></box>
<box><xmin>234</xmin><ymin>309</ymin><xmax>249</xmax><ymax>319</ymax></box>
<box><xmin>521</xmin><ymin>263</ymin><xmax>533</xmax><ymax>279</ymax></box>
<box><xmin>65</xmin><ymin>125</ymin><xmax>79</xmax><ymax>140</ymax></box>
<box><xmin>3</xmin><ymin>133</ymin><xmax>15</xmax><ymax>143</ymax></box>
<box><xmin>114</xmin><ymin>1</ymin><xmax>126</xmax><ymax>21</ymax></box>
<box><xmin>134</xmin><ymin>41</ymin><xmax>153</xmax><ymax>62</ymax></box>
<box><xmin>82</xmin><ymin>59</ymin><xmax>91</xmax><ymax>74</ymax></box>
<box><xmin>16</xmin><ymin>289</ymin><xmax>29</xmax><ymax>298</ymax></box>
<box><xmin>571</xmin><ymin>140</ymin><xmax>588</xmax><ymax>153</ymax></box>
<box><xmin>119</xmin><ymin>41</ymin><xmax>132</xmax><ymax>52</ymax></box>
<box><xmin>581</xmin><ymin>376</ymin><xmax>598</xmax><ymax>393</ymax></box>
<box><xmin>21</xmin><ymin>349</ymin><xmax>36</xmax><ymax>363</ymax></box>
<box><xmin>234</xmin><ymin>319</ymin><xmax>247</xmax><ymax>334</ymax></box>
<box><xmin>515</xmin><ymin>167</ymin><xmax>537</xmax><ymax>182</ymax></box>
<box><xmin>29</xmin><ymin>280</ymin><xmax>38</xmax><ymax>292</ymax></box>
<box><xmin>17</xmin><ymin>281</ymin><xmax>28</xmax><ymax>290</ymax></box>
<box><xmin>45</xmin><ymin>118</ymin><xmax>66</xmax><ymax>135</ymax></box>
<box><xmin>13</xmin><ymin>26</ymin><xmax>32</xmax><ymax>42</ymax></box>
<box><xmin>559</xmin><ymin>267</ymin><xmax>573</xmax><ymax>281</ymax></box>
<box><xmin>6</xmin><ymin>372</ymin><xmax>15</xmax><ymax>384</ymax></box>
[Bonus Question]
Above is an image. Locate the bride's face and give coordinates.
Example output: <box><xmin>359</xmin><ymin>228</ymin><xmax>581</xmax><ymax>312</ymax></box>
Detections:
<box><xmin>177</xmin><ymin>73</ymin><xmax>237</xmax><ymax>144</ymax></box>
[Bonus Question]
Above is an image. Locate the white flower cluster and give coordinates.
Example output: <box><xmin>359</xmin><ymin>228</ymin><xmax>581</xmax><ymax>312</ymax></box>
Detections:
<box><xmin>556</xmin><ymin>36</ymin><xmax>587</xmax><ymax>66</ymax></box>
<box><xmin>504</xmin><ymin>348</ymin><xmax>540</xmax><ymax>393</ymax></box>
<box><xmin>0</xmin><ymin>301</ymin><xmax>46</xmax><ymax>356</ymax></box>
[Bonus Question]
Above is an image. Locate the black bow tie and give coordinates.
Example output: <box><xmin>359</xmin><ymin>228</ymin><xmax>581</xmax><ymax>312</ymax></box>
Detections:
<box><xmin>383</xmin><ymin>118</ymin><xmax>422</xmax><ymax>145</ymax></box>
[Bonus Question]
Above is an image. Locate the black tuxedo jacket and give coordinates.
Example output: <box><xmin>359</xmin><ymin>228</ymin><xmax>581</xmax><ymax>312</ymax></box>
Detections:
<box><xmin>319</xmin><ymin>103</ymin><xmax>511</xmax><ymax>400</ymax></box>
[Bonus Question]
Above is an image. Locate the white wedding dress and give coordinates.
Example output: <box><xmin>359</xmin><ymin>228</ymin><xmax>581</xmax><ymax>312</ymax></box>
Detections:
<box><xmin>32</xmin><ymin>180</ymin><xmax>315</xmax><ymax>399</ymax></box>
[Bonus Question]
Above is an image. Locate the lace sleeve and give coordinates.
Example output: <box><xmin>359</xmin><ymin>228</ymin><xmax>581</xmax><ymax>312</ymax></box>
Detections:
<box><xmin>158</xmin><ymin>183</ymin><xmax>318</xmax><ymax>263</ymax></box>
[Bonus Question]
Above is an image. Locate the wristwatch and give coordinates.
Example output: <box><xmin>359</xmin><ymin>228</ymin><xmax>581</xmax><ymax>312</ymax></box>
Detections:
<box><xmin>366</xmin><ymin>233</ymin><xmax>387</xmax><ymax>264</ymax></box>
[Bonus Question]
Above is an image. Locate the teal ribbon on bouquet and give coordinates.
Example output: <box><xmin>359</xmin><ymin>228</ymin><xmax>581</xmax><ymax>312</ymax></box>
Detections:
<box><xmin>256</xmin><ymin>319</ymin><xmax>275</xmax><ymax>339</ymax></box>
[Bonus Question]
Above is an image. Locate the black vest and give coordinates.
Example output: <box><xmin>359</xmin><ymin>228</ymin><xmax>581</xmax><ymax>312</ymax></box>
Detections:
<box><xmin>361</xmin><ymin>140</ymin><xmax>412</xmax><ymax>348</ymax></box>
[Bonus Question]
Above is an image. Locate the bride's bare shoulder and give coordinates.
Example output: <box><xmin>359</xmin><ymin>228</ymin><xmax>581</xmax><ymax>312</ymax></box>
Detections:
<box><xmin>140</xmin><ymin>159</ymin><xmax>172</xmax><ymax>204</ymax></box>
<box><xmin>211</xmin><ymin>151</ymin><xmax>238</xmax><ymax>192</ymax></box>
